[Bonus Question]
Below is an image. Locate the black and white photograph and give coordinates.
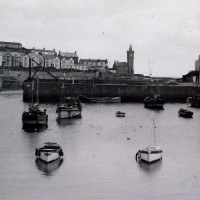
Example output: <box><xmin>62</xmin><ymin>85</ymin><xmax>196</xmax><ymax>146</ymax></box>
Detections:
<box><xmin>0</xmin><ymin>0</ymin><xmax>200</xmax><ymax>199</ymax></box>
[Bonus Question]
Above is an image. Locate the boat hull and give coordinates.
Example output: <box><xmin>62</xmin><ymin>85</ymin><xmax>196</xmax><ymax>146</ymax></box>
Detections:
<box><xmin>178</xmin><ymin>108</ymin><xmax>193</xmax><ymax>118</ymax></box>
<box><xmin>187</xmin><ymin>97</ymin><xmax>200</xmax><ymax>107</ymax></box>
<box><xmin>116</xmin><ymin>111</ymin><xmax>125</xmax><ymax>117</ymax></box>
<box><xmin>138</xmin><ymin>151</ymin><xmax>162</xmax><ymax>163</ymax></box>
<box><xmin>144</xmin><ymin>96</ymin><xmax>164</xmax><ymax>109</ymax></box>
<box><xmin>35</xmin><ymin>142</ymin><xmax>63</xmax><ymax>163</ymax></box>
<box><xmin>91</xmin><ymin>97</ymin><xmax>121</xmax><ymax>103</ymax></box>
<box><xmin>56</xmin><ymin>107</ymin><xmax>81</xmax><ymax>119</ymax></box>
<box><xmin>137</xmin><ymin>145</ymin><xmax>162</xmax><ymax>163</ymax></box>
<box><xmin>80</xmin><ymin>96</ymin><xmax>121</xmax><ymax>103</ymax></box>
<box><xmin>22</xmin><ymin>116</ymin><xmax>48</xmax><ymax>125</ymax></box>
<box><xmin>22</xmin><ymin>108</ymin><xmax>48</xmax><ymax>127</ymax></box>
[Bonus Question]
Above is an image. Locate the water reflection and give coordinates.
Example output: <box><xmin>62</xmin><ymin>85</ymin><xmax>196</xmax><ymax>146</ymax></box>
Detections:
<box><xmin>138</xmin><ymin>160</ymin><xmax>162</xmax><ymax>175</ymax></box>
<box><xmin>22</xmin><ymin>124</ymin><xmax>48</xmax><ymax>133</ymax></box>
<box><xmin>145</xmin><ymin>107</ymin><xmax>165</xmax><ymax>111</ymax></box>
<box><xmin>56</xmin><ymin>118</ymin><xmax>79</xmax><ymax>126</ymax></box>
<box><xmin>35</xmin><ymin>158</ymin><xmax>63</xmax><ymax>176</ymax></box>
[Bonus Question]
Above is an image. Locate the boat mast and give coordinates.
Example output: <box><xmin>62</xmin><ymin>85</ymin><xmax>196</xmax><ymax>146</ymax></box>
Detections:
<box><xmin>149</xmin><ymin>117</ymin><xmax>156</xmax><ymax>146</ymax></box>
<box><xmin>31</xmin><ymin>79</ymin><xmax>34</xmax><ymax>106</ymax></box>
<box><xmin>61</xmin><ymin>73</ymin><xmax>65</xmax><ymax>104</ymax></box>
<box><xmin>37</xmin><ymin>76</ymin><xmax>39</xmax><ymax>104</ymax></box>
<box><xmin>153</xmin><ymin>117</ymin><xmax>156</xmax><ymax>146</ymax></box>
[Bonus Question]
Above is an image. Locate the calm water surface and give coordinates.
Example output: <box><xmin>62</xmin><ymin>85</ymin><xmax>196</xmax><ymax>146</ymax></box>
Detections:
<box><xmin>0</xmin><ymin>91</ymin><xmax>200</xmax><ymax>200</ymax></box>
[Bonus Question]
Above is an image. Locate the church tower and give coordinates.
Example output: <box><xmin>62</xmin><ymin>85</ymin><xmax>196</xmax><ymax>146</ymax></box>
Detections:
<box><xmin>127</xmin><ymin>45</ymin><xmax>134</xmax><ymax>74</ymax></box>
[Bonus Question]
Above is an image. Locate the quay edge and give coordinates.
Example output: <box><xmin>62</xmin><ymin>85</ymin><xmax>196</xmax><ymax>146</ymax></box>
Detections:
<box><xmin>22</xmin><ymin>79</ymin><xmax>200</xmax><ymax>103</ymax></box>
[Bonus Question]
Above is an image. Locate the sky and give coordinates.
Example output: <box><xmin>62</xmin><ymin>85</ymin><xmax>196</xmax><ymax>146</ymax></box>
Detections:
<box><xmin>0</xmin><ymin>0</ymin><xmax>200</xmax><ymax>77</ymax></box>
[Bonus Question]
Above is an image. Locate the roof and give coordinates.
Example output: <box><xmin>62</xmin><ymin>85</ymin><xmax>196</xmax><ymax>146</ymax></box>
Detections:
<box><xmin>59</xmin><ymin>52</ymin><xmax>78</xmax><ymax>58</ymax></box>
<box><xmin>185</xmin><ymin>70</ymin><xmax>200</xmax><ymax>76</ymax></box>
<box><xmin>0</xmin><ymin>41</ymin><xmax>22</xmax><ymax>45</ymax></box>
<box><xmin>0</xmin><ymin>48</ymin><xmax>26</xmax><ymax>53</ymax></box>
<box><xmin>31</xmin><ymin>48</ymin><xmax>57</xmax><ymax>55</ymax></box>
<box><xmin>80</xmin><ymin>58</ymin><xmax>108</xmax><ymax>63</ymax></box>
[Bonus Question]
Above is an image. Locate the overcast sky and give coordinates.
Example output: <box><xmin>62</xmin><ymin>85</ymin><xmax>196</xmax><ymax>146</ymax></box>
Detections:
<box><xmin>0</xmin><ymin>0</ymin><xmax>200</xmax><ymax>77</ymax></box>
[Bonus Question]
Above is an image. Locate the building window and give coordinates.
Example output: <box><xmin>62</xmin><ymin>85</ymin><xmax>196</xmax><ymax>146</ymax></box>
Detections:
<box><xmin>24</xmin><ymin>57</ymin><xmax>29</xmax><ymax>67</ymax></box>
<box><xmin>7</xmin><ymin>55</ymin><xmax>12</xmax><ymax>67</ymax></box>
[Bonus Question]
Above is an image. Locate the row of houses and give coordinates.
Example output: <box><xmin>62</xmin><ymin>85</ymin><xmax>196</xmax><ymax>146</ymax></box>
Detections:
<box><xmin>0</xmin><ymin>41</ymin><xmax>108</xmax><ymax>72</ymax></box>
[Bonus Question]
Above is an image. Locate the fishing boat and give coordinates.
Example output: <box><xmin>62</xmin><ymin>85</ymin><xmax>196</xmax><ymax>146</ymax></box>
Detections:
<box><xmin>22</xmin><ymin>78</ymin><xmax>48</xmax><ymax>129</ymax></box>
<box><xmin>144</xmin><ymin>95</ymin><xmax>164</xmax><ymax>109</ymax></box>
<box><xmin>35</xmin><ymin>142</ymin><xmax>64</xmax><ymax>163</ymax></box>
<box><xmin>136</xmin><ymin>118</ymin><xmax>162</xmax><ymax>163</ymax></box>
<box><xmin>22</xmin><ymin>104</ymin><xmax>48</xmax><ymax>127</ymax></box>
<box><xmin>116</xmin><ymin>111</ymin><xmax>125</xmax><ymax>117</ymax></box>
<box><xmin>56</xmin><ymin>97</ymin><xmax>82</xmax><ymax>119</ymax></box>
<box><xmin>187</xmin><ymin>95</ymin><xmax>200</xmax><ymax>107</ymax></box>
<box><xmin>56</xmin><ymin>74</ymin><xmax>82</xmax><ymax>119</ymax></box>
<box><xmin>178</xmin><ymin>108</ymin><xmax>193</xmax><ymax>118</ymax></box>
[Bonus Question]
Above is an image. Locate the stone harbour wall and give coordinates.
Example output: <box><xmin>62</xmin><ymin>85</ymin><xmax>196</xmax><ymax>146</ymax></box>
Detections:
<box><xmin>22</xmin><ymin>79</ymin><xmax>200</xmax><ymax>103</ymax></box>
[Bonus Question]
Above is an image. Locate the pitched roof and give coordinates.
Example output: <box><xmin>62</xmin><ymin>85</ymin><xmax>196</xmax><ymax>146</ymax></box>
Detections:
<box><xmin>0</xmin><ymin>41</ymin><xmax>22</xmax><ymax>45</ymax></box>
<box><xmin>30</xmin><ymin>48</ymin><xmax>57</xmax><ymax>55</ymax></box>
<box><xmin>80</xmin><ymin>58</ymin><xmax>108</xmax><ymax>63</ymax></box>
<box><xmin>59</xmin><ymin>52</ymin><xmax>78</xmax><ymax>58</ymax></box>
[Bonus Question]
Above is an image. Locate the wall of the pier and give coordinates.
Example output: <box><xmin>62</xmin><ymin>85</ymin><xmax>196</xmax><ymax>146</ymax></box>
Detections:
<box><xmin>23</xmin><ymin>80</ymin><xmax>200</xmax><ymax>103</ymax></box>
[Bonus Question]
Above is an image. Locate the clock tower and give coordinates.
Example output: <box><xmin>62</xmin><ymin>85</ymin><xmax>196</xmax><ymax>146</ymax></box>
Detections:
<box><xmin>127</xmin><ymin>45</ymin><xmax>134</xmax><ymax>74</ymax></box>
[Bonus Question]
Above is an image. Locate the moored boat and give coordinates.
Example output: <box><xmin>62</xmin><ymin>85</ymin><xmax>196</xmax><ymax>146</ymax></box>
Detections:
<box><xmin>136</xmin><ymin>118</ymin><xmax>162</xmax><ymax>163</ymax></box>
<box><xmin>136</xmin><ymin>145</ymin><xmax>162</xmax><ymax>163</ymax></box>
<box><xmin>22</xmin><ymin>104</ymin><xmax>48</xmax><ymax>128</ymax></box>
<box><xmin>56</xmin><ymin>97</ymin><xmax>82</xmax><ymax>119</ymax></box>
<box><xmin>35</xmin><ymin>157</ymin><xmax>63</xmax><ymax>175</ymax></box>
<box><xmin>80</xmin><ymin>96</ymin><xmax>121</xmax><ymax>103</ymax></box>
<box><xmin>187</xmin><ymin>96</ymin><xmax>200</xmax><ymax>107</ymax></box>
<box><xmin>22</xmin><ymin>78</ymin><xmax>48</xmax><ymax>130</ymax></box>
<box><xmin>144</xmin><ymin>95</ymin><xmax>164</xmax><ymax>109</ymax></box>
<box><xmin>35</xmin><ymin>142</ymin><xmax>64</xmax><ymax>163</ymax></box>
<box><xmin>91</xmin><ymin>96</ymin><xmax>121</xmax><ymax>103</ymax></box>
<box><xmin>116</xmin><ymin>111</ymin><xmax>125</xmax><ymax>117</ymax></box>
<box><xmin>178</xmin><ymin>108</ymin><xmax>193</xmax><ymax>118</ymax></box>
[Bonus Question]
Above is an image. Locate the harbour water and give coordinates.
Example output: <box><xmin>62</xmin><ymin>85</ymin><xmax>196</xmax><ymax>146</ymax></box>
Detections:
<box><xmin>0</xmin><ymin>91</ymin><xmax>200</xmax><ymax>200</ymax></box>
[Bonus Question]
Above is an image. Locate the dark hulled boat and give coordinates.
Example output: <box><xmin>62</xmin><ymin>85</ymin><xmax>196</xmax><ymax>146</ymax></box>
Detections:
<box><xmin>187</xmin><ymin>96</ymin><xmax>200</xmax><ymax>107</ymax></box>
<box><xmin>144</xmin><ymin>95</ymin><xmax>164</xmax><ymax>109</ymax></box>
<box><xmin>22</xmin><ymin>78</ymin><xmax>48</xmax><ymax>130</ymax></box>
<box><xmin>178</xmin><ymin>108</ymin><xmax>193</xmax><ymax>118</ymax></box>
<box><xmin>116</xmin><ymin>111</ymin><xmax>125</xmax><ymax>117</ymax></box>
<box><xmin>22</xmin><ymin>104</ymin><xmax>48</xmax><ymax>128</ymax></box>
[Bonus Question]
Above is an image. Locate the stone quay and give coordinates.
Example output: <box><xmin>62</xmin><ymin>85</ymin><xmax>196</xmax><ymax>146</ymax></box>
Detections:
<box><xmin>22</xmin><ymin>79</ymin><xmax>200</xmax><ymax>103</ymax></box>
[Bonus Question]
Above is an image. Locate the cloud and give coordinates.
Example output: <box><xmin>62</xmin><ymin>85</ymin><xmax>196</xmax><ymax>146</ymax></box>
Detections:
<box><xmin>0</xmin><ymin>0</ymin><xmax>200</xmax><ymax>76</ymax></box>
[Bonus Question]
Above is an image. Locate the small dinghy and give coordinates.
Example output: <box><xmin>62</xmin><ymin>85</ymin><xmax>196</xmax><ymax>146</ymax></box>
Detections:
<box><xmin>116</xmin><ymin>111</ymin><xmax>125</xmax><ymax>117</ymax></box>
<box><xmin>178</xmin><ymin>108</ymin><xmax>193</xmax><ymax>118</ymax></box>
<box><xmin>35</xmin><ymin>142</ymin><xmax>64</xmax><ymax>163</ymax></box>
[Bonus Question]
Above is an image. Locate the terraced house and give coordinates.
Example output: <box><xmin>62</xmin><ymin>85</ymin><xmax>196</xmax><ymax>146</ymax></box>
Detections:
<box><xmin>0</xmin><ymin>41</ymin><xmax>80</xmax><ymax>70</ymax></box>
